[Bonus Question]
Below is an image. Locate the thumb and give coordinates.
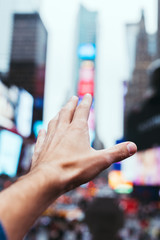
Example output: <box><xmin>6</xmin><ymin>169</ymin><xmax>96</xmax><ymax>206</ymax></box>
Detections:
<box><xmin>96</xmin><ymin>142</ymin><xmax>137</xmax><ymax>170</ymax></box>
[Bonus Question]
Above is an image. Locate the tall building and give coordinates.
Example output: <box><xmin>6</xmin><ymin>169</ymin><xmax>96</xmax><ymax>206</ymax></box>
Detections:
<box><xmin>125</xmin><ymin>22</ymin><xmax>139</xmax><ymax>76</ymax></box>
<box><xmin>75</xmin><ymin>5</ymin><xmax>104</xmax><ymax>150</ymax></box>
<box><xmin>77</xmin><ymin>5</ymin><xmax>97</xmax><ymax>45</ymax></box>
<box><xmin>124</xmin><ymin>11</ymin><xmax>156</xmax><ymax>133</ymax></box>
<box><xmin>0</xmin><ymin>0</ymin><xmax>13</xmax><ymax>73</ymax></box>
<box><xmin>75</xmin><ymin>5</ymin><xmax>97</xmax><ymax>92</ymax></box>
<box><xmin>0</xmin><ymin>0</ymin><xmax>40</xmax><ymax>74</ymax></box>
<box><xmin>9</xmin><ymin>13</ymin><xmax>48</xmax><ymax>126</ymax></box>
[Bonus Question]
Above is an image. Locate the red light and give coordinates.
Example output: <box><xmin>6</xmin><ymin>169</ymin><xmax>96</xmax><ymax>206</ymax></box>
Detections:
<box><xmin>78</xmin><ymin>80</ymin><xmax>94</xmax><ymax>96</ymax></box>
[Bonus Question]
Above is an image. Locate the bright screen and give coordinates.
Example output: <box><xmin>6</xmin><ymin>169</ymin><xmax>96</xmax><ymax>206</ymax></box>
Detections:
<box><xmin>122</xmin><ymin>147</ymin><xmax>160</xmax><ymax>186</ymax></box>
<box><xmin>0</xmin><ymin>130</ymin><xmax>23</xmax><ymax>177</ymax></box>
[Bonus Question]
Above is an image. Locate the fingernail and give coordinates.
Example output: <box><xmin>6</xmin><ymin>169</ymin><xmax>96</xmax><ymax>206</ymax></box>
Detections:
<box><xmin>71</xmin><ymin>95</ymin><xmax>78</xmax><ymax>101</ymax></box>
<box><xmin>127</xmin><ymin>142</ymin><xmax>137</xmax><ymax>156</ymax></box>
<box><xmin>85</xmin><ymin>93</ymin><xmax>92</xmax><ymax>98</ymax></box>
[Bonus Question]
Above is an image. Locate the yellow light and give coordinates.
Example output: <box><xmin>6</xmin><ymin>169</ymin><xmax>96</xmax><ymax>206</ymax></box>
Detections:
<box><xmin>108</xmin><ymin>170</ymin><xmax>133</xmax><ymax>194</ymax></box>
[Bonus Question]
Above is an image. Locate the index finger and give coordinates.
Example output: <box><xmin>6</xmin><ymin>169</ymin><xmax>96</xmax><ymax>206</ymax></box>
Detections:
<box><xmin>72</xmin><ymin>94</ymin><xmax>92</xmax><ymax>123</ymax></box>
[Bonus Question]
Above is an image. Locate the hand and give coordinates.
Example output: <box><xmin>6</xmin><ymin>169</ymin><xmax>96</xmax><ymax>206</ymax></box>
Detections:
<box><xmin>0</xmin><ymin>94</ymin><xmax>137</xmax><ymax>240</ymax></box>
<box><xmin>31</xmin><ymin>94</ymin><xmax>137</xmax><ymax>195</ymax></box>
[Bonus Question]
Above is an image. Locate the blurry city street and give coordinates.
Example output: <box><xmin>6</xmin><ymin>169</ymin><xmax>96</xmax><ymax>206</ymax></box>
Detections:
<box><xmin>1</xmin><ymin>0</ymin><xmax>160</xmax><ymax>239</ymax></box>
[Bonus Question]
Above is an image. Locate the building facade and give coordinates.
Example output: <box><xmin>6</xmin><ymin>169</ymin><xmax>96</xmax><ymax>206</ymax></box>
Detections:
<box><xmin>9</xmin><ymin>13</ymin><xmax>48</xmax><ymax>127</ymax></box>
<box><xmin>75</xmin><ymin>5</ymin><xmax>104</xmax><ymax>150</ymax></box>
<box><xmin>124</xmin><ymin>11</ymin><xmax>156</xmax><ymax>135</ymax></box>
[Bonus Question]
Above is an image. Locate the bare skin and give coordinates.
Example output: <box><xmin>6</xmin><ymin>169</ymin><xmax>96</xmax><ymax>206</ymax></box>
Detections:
<box><xmin>0</xmin><ymin>94</ymin><xmax>137</xmax><ymax>240</ymax></box>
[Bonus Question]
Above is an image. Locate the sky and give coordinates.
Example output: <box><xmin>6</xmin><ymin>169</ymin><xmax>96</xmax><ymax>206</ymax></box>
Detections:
<box><xmin>39</xmin><ymin>0</ymin><xmax>157</xmax><ymax>148</ymax></box>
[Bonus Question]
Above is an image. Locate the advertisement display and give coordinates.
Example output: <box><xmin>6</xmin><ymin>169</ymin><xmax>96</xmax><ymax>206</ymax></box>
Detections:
<box><xmin>16</xmin><ymin>89</ymin><xmax>34</xmax><ymax>137</ymax></box>
<box><xmin>78</xmin><ymin>43</ymin><xmax>96</xmax><ymax>60</ymax></box>
<box><xmin>122</xmin><ymin>147</ymin><xmax>160</xmax><ymax>186</ymax></box>
<box><xmin>78</xmin><ymin>80</ymin><xmax>94</xmax><ymax>97</ymax></box>
<box><xmin>79</xmin><ymin>66</ymin><xmax>94</xmax><ymax>82</ymax></box>
<box><xmin>0</xmin><ymin>81</ymin><xmax>18</xmax><ymax>129</ymax></box>
<box><xmin>0</xmin><ymin>130</ymin><xmax>23</xmax><ymax>177</ymax></box>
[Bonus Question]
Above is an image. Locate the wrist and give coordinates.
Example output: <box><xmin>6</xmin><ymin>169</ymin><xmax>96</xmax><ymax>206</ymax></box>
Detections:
<box><xmin>28</xmin><ymin>164</ymin><xmax>64</xmax><ymax>202</ymax></box>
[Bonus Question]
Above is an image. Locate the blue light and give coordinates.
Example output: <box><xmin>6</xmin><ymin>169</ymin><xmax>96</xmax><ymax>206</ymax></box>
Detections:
<box><xmin>33</xmin><ymin>121</ymin><xmax>45</xmax><ymax>138</ymax></box>
<box><xmin>0</xmin><ymin>130</ymin><xmax>23</xmax><ymax>177</ymax></box>
<box><xmin>78</xmin><ymin>43</ymin><xmax>96</xmax><ymax>60</ymax></box>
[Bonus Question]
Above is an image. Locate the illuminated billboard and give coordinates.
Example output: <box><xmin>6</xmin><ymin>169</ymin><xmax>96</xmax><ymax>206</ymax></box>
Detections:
<box><xmin>79</xmin><ymin>66</ymin><xmax>94</xmax><ymax>82</ymax></box>
<box><xmin>122</xmin><ymin>147</ymin><xmax>160</xmax><ymax>186</ymax></box>
<box><xmin>16</xmin><ymin>89</ymin><xmax>34</xmax><ymax>138</ymax></box>
<box><xmin>78</xmin><ymin>43</ymin><xmax>96</xmax><ymax>60</ymax></box>
<box><xmin>78</xmin><ymin>80</ymin><xmax>94</xmax><ymax>97</ymax></box>
<box><xmin>0</xmin><ymin>130</ymin><xmax>23</xmax><ymax>177</ymax></box>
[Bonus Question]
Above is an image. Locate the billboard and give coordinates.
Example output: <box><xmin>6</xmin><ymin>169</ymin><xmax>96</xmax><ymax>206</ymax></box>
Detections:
<box><xmin>78</xmin><ymin>80</ymin><xmax>94</xmax><ymax>97</ymax></box>
<box><xmin>79</xmin><ymin>66</ymin><xmax>94</xmax><ymax>82</ymax></box>
<box><xmin>78</xmin><ymin>43</ymin><xmax>96</xmax><ymax>60</ymax></box>
<box><xmin>122</xmin><ymin>147</ymin><xmax>160</xmax><ymax>186</ymax></box>
<box><xmin>0</xmin><ymin>130</ymin><xmax>23</xmax><ymax>177</ymax></box>
<box><xmin>16</xmin><ymin>89</ymin><xmax>34</xmax><ymax>137</ymax></box>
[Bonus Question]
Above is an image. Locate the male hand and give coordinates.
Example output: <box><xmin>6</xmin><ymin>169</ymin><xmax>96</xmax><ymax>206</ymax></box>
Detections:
<box><xmin>0</xmin><ymin>94</ymin><xmax>137</xmax><ymax>240</ymax></box>
<box><xmin>31</xmin><ymin>94</ymin><xmax>137</xmax><ymax>195</ymax></box>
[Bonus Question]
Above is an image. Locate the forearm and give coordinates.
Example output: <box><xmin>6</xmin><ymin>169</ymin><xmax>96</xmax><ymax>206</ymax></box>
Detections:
<box><xmin>0</xmin><ymin>169</ymin><xmax>61</xmax><ymax>240</ymax></box>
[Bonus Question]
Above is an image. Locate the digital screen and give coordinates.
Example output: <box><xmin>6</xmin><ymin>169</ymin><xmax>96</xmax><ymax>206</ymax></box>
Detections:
<box><xmin>16</xmin><ymin>89</ymin><xmax>34</xmax><ymax>138</ymax></box>
<box><xmin>0</xmin><ymin>130</ymin><xmax>23</xmax><ymax>177</ymax></box>
<box><xmin>78</xmin><ymin>80</ymin><xmax>94</xmax><ymax>97</ymax></box>
<box><xmin>79</xmin><ymin>67</ymin><xmax>94</xmax><ymax>82</ymax></box>
<box><xmin>122</xmin><ymin>147</ymin><xmax>160</xmax><ymax>186</ymax></box>
<box><xmin>78</xmin><ymin>43</ymin><xmax>96</xmax><ymax>60</ymax></box>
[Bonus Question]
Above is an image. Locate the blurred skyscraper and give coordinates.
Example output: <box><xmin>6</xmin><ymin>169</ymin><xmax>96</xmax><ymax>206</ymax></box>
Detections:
<box><xmin>9</xmin><ymin>13</ymin><xmax>48</xmax><ymax>125</ymax></box>
<box><xmin>78</xmin><ymin>5</ymin><xmax>97</xmax><ymax>44</ymax></box>
<box><xmin>75</xmin><ymin>5</ymin><xmax>97</xmax><ymax>92</ymax></box>
<box><xmin>0</xmin><ymin>1</ymin><xmax>45</xmax><ymax>177</ymax></box>
<box><xmin>0</xmin><ymin>0</ymin><xmax>47</xmax><ymax>136</ymax></box>
<box><xmin>123</xmin><ymin>0</ymin><xmax>160</xmax><ymax>151</ymax></box>
<box><xmin>75</xmin><ymin>5</ymin><xmax>104</xmax><ymax>150</ymax></box>
<box><xmin>0</xmin><ymin>0</ymin><xmax>40</xmax><ymax>74</ymax></box>
<box><xmin>125</xmin><ymin>22</ymin><xmax>139</xmax><ymax>76</ymax></box>
<box><xmin>124</xmin><ymin>10</ymin><xmax>157</xmax><ymax>133</ymax></box>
